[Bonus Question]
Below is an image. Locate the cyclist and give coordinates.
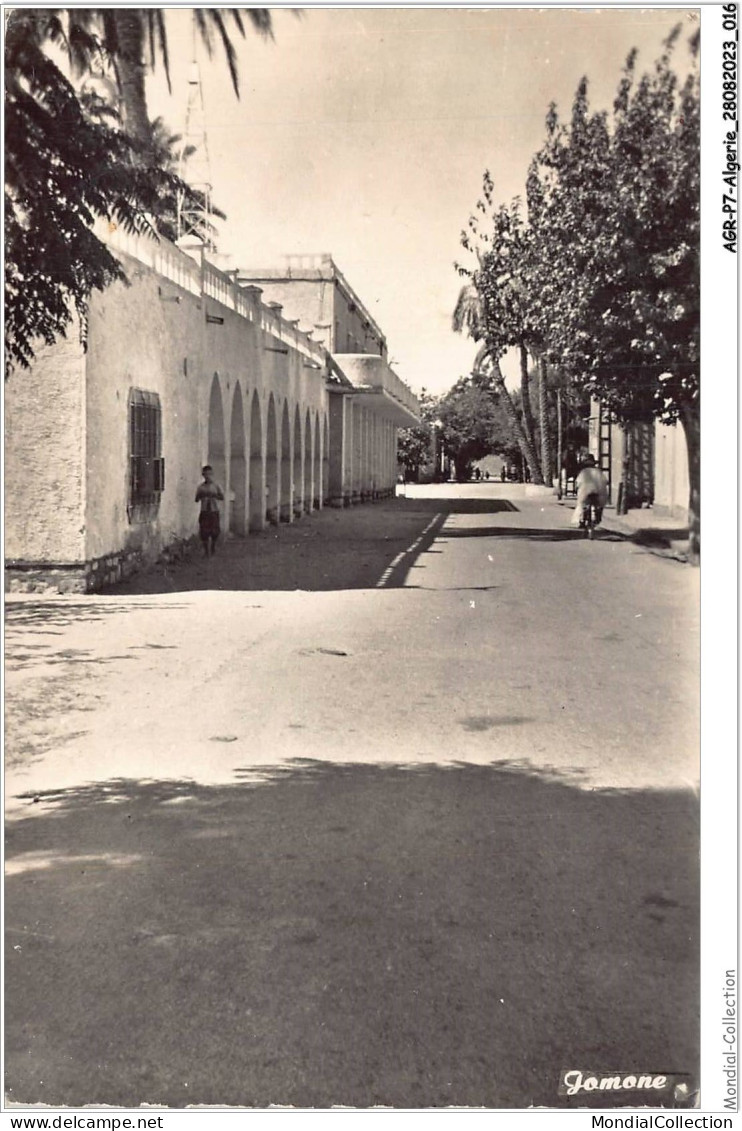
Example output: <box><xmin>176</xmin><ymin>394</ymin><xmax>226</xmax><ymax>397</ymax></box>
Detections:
<box><xmin>571</xmin><ymin>454</ymin><xmax>608</xmax><ymax>528</ymax></box>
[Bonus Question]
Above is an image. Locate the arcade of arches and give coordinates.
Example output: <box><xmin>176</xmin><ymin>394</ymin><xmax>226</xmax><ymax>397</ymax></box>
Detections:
<box><xmin>4</xmin><ymin>226</ymin><xmax>420</xmax><ymax>593</ymax></box>
<box><xmin>207</xmin><ymin>376</ymin><xmax>402</xmax><ymax>536</ymax></box>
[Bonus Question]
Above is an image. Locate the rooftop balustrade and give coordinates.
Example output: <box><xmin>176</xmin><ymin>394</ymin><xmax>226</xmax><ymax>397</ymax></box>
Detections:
<box><xmin>96</xmin><ymin>223</ymin><xmax>418</xmax><ymax>417</ymax></box>
<box><xmin>96</xmin><ymin>221</ymin><xmax>325</xmax><ymax>366</ymax></box>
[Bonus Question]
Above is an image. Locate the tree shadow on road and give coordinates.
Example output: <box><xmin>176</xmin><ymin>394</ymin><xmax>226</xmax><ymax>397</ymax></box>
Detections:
<box><xmin>6</xmin><ymin>759</ymin><xmax>698</xmax><ymax>1110</ymax></box>
<box><xmin>5</xmin><ymin>601</ymin><xmax>190</xmax><ymax>632</ymax></box>
<box><xmin>443</xmin><ymin>526</ymin><xmax>590</xmax><ymax>542</ymax></box>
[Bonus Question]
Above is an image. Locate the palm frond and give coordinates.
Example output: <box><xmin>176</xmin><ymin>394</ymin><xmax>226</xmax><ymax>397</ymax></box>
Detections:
<box><xmin>209</xmin><ymin>10</ymin><xmax>241</xmax><ymax>96</ymax></box>
<box><xmin>147</xmin><ymin>10</ymin><xmax>171</xmax><ymax>93</ymax></box>
<box><xmin>242</xmin><ymin>9</ymin><xmax>274</xmax><ymax>40</ymax></box>
<box><xmin>452</xmin><ymin>283</ymin><xmax>484</xmax><ymax>338</ymax></box>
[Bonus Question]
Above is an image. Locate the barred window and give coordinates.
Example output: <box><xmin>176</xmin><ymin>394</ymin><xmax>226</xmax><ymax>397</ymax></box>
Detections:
<box><xmin>128</xmin><ymin>389</ymin><xmax>164</xmax><ymax>521</ymax></box>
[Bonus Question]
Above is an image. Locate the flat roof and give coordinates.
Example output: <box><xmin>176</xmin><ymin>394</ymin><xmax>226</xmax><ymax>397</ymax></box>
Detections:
<box><xmin>237</xmin><ymin>254</ymin><xmax>386</xmax><ymax>347</ymax></box>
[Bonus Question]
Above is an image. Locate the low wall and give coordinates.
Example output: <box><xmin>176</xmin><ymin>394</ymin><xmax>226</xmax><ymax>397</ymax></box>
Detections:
<box><xmin>5</xmin><ymin>533</ymin><xmax>201</xmax><ymax>594</ymax></box>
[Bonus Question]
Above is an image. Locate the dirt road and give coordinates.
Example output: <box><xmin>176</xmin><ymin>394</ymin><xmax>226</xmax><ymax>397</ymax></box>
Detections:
<box><xmin>5</xmin><ymin>487</ymin><xmax>700</xmax><ymax>1108</ymax></box>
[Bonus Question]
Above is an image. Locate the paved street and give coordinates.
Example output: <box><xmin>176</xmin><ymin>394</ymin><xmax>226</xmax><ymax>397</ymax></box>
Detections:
<box><xmin>5</xmin><ymin>486</ymin><xmax>699</xmax><ymax>1109</ymax></box>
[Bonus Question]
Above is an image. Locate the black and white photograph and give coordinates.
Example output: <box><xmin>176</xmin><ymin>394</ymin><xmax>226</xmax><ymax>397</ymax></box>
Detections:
<box><xmin>3</xmin><ymin>0</ymin><xmax>734</xmax><ymax>1118</ymax></box>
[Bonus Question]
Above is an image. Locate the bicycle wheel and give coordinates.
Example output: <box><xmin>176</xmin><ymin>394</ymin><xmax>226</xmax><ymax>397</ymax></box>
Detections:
<box><xmin>587</xmin><ymin>503</ymin><xmax>598</xmax><ymax>539</ymax></box>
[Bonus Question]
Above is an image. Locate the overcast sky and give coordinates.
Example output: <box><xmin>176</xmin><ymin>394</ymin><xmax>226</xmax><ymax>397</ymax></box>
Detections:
<box><xmin>150</xmin><ymin>6</ymin><xmax>697</xmax><ymax>396</ymax></box>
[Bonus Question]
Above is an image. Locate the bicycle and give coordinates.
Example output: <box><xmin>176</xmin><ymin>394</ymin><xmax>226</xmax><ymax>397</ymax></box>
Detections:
<box><xmin>580</xmin><ymin>493</ymin><xmax>602</xmax><ymax>539</ymax></box>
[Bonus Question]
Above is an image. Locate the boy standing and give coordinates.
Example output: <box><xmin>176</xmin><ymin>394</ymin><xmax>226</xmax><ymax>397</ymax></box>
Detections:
<box><xmin>195</xmin><ymin>465</ymin><xmax>224</xmax><ymax>556</ymax></box>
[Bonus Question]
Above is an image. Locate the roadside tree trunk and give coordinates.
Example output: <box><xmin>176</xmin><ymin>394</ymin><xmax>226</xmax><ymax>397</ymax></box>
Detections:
<box><xmin>679</xmin><ymin>401</ymin><xmax>700</xmax><ymax>565</ymax></box>
<box><xmin>474</xmin><ymin>346</ymin><xmax>543</xmax><ymax>482</ymax></box>
<box><xmin>538</xmin><ymin>358</ymin><xmax>552</xmax><ymax>485</ymax></box>
<box><xmin>519</xmin><ymin>345</ymin><xmax>544</xmax><ymax>483</ymax></box>
<box><xmin>556</xmin><ymin>387</ymin><xmax>563</xmax><ymax>479</ymax></box>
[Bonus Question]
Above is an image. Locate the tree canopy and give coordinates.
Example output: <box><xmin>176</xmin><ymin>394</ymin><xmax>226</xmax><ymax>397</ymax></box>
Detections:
<box><xmin>437</xmin><ymin>377</ymin><xmax>514</xmax><ymax>481</ymax></box>
<box><xmin>526</xmin><ymin>27</ymin><xmax>699</xmax><ymax>427</ymax></box>
<box><xmin>4</xmin><ymin>8</ymin><xmax>272</xmax><ymax>371</ymax></box>
<box><xmin>455</xmin><ymin>27</ymin><xmax>700</xmax><ymax>554</ymax></box>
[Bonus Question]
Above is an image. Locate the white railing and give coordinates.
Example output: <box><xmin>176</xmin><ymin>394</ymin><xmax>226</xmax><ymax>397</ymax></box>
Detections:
<box><xmin>203</xmin><ymin>262</ymin><xmax>234</xmax><ymax>310</ymax></box>
<box><xmin>384</xmin><ymin>368</ymin><xmax>419</xmax><ymax>416</ymax></box>
<box><xmin>97</xmin><ymin>220</ymin><xmax>324</xmax><ymax>364</ymax></box>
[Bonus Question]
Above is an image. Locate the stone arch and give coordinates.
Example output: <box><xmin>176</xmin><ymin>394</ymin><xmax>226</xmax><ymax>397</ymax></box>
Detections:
<box><xmin>280</xmin><ymin>400</ymin><xmax>292</xmax><ymax>522</ymax></box>
<box><xmin>360</xmin><ymin>405</ymin><xmax>369</xmax><ymax>500</ymax></box>
<box><xmin>352</xmin><ymin>401</ymin><xmax>362</xmax><ymax>503</ymax></box>
<box><xmin>322</xmin><ymin>413</ymin><xmax>330</xmax><ymax>502</ymax></box>
<box><xmin>266</xmin><ymin>395</ymin><xmax>279</xmax><ymax>525</ymax></box>
<box><xmin>293</xmin><ymin>404</ymin><xmax>303</xmax><ymax>518</ymax></box>
<box><xmin>312</xmin><ymin>411</ymin><xmax>321</xmax><ymax>508</ymax></box>
<box><xmin>207</xmin><ymin>374</ymin><xmax>226</xmax><ymax>493</ymax></box>
<box><xmin>230</xmin><ymin>383</ymin><xmax>246</xmax><ymax>535</ymax></box>
<box><xmin>249</xmin><ymin>390</ymin><xmax>264</xmax><ymax>532</ymax></box>
<box><xmin>370</xmin><ymin>412</ymin><xmax>378</xmax><ymax>499</ymax></box>
<box><xmin>303</xmin><ymin>409</ymin><xmax>313</xmax><ymax>514</ymax></box>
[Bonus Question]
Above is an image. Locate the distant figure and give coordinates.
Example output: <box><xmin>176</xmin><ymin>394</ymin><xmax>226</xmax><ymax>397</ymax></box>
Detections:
<box><xmin>571</xmin><ymin>454</ymin><xmax>608</xmax><ymax>527</ymax></box>
<box><xmin>562</xmin><ymin>445</ymin><xmax>579</xmax><ymax>479</ymax></box>
<box><xmin>561</xmin><ymin>444</ymin><xmax>580</xmax><ymax>496</ymax></box>
<box><xmin>484</xmin><ymin>470</ymin><xmax>490</xmax><ymax>480</ymax></box>
<box><xmin>475</xmin><ymin>467</ymin><xmax>481</xmax><ymax>481</ymax></box>
<box><xmin>500</xmin><ymin>466</ymin><xmax>507</xmax><ymax>482</ymax></box>
<box><xmin>196</xmin><ymin>464</ymin><xmax>224</xmax><ymax>556</ymax></box>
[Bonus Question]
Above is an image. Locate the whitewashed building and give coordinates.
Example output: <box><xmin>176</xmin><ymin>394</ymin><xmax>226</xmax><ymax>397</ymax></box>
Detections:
<box><xmin>5</xmin><ymin>233</ymin><xmax>419</xmax><ymax>592</ymax></box>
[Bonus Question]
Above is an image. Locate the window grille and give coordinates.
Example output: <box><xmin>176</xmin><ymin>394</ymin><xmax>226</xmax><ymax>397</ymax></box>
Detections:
<box><xmin>128</xmin><ymin>389</ymin><xmax>164</xmax><ymax>521</ymax></box>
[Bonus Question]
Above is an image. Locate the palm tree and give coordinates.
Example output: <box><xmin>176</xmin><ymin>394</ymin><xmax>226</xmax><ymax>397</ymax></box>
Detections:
<box><xmin>4</xmin><ymin>11</ymin><xmax>184</xmax><ymax>370</ymax></box>
<box><xmin>22</xmin><ymin>9</ymin><xmax>274</xmax><ymax>148</ymax></box>
<box><xmin>4</xmin><ymin>8</ymin><xmax>274</xmax><ymax>369</ymax></box>
<box><xmin>452</xmin><ymin>283</ymin><xmax>543</xmax><ymax>479</ymax></box>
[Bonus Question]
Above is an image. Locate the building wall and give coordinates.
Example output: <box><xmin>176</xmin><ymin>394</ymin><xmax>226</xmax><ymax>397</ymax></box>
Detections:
<box><xmin>6</xmin><ymin>237</ymin><xmax>416</xmax><ymax>591</ymax></box>
<box><xmin>238</xmin><ymin>262</ymin><xmax>387</xmax><ymax>357</ymax></box>
<box><xmin>332</xmin><ymin>284</ymin><xmax>385</xmax><ymax>357</ymax></box>
<box><xmin>601</xmin><ymin>414</ymin><xmax>688</xmax><ymax>518</ymax></box>
<box><xmin>243</xmin><ymin>279</ymin><xmax>335</xmax><ymax>345</ymax></box>
<box><xmin>5</xmin><ymin>331</ymin><xmax>86</xmax><ymax>566</ymax></box>
<box><xmin>84</xmin><ymin>258</ymin><xmax>203</xmax><ymax>564</ymax></box>
<box><xmin>82</xmin><ymin>255</ymin><xmax>330</xmax><ymax>568</ymax></box>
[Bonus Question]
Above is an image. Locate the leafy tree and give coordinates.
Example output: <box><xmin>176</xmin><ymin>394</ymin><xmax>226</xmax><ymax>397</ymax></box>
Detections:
<box><xmin>5</xmin><ymin>8</ymin><xmax>273</xmax><ymax>371</ymax></box>
<box><xmin>528</xmin><ymin>28</ymin><xmax>700</xmax><ymax>555</ymax></box>
<box><xmin>5</xmin><ymin>12</ymin><xmax>180</xmax><ymax>370</ymax></box>
<box><xmin>397</xmin><ymin>388</ymin><xmax>438</xmax><ymax>482</ymax></box>
<box><xmin>437</xmin><ymin>377</ymin><xmax>514</xmax><ymax>481</ymax></box>
<box><xmin>454</xmin><ymin>178</ymin><xmax>547</xmax><ymax>483</ymax></box>
<box><xmin>397</xmin><ymin>423</ymin><xmax>434</xmax><ymax>483</ymax></box>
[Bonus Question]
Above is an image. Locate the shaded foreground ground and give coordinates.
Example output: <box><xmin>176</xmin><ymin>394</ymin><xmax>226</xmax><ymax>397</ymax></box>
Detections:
<box><xmin>7</xmin><ymin>761</ymin><xmax>698</xmax><ymax>1109</ymax></box>
<box><xmin>5</xmin><ymin>488</ymin><xmax>700</xmax><ymax>1108</ymax></box>
<box><xmin>110</xmin><ymin>494</ymin><xmax>549</xmax><ymax>595</ymax></box>
<box><xmin>108</xmin><ymin>490</ymin><xmax>691</xmax><ymax>596</ymax></box>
